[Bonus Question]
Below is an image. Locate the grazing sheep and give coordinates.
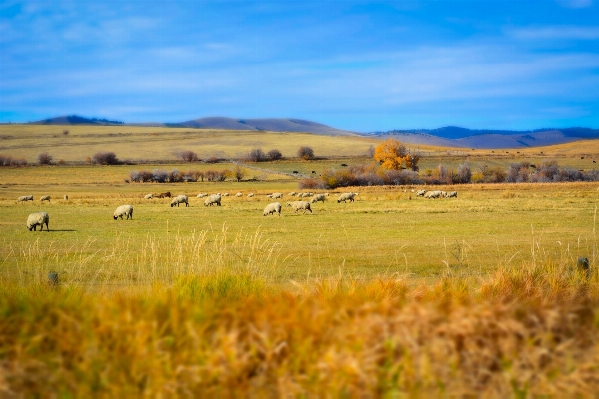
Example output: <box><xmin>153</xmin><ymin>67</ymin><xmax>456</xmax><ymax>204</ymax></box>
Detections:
<box><xmin>158</xmin><ymin>191</ymin><xmax>172</xmax><ymax>198</ymax></box>
<box><xmin>424</xmin><ymin>190</ymin><xmax>443</xmax><ymax>199</ymax></box>
<box><xmin>288</xmin><ymin>192</ymin><xmax>296</xmax><ymax>196</ymax></box>
<box><xmin>113</xmin><ymin>205</ymin><xmax>134</xmax><ymax>220</ymax></box>
<box><xmin>144</xmin><ymin>193</ymin><xmax>154</xmax><ymax>199</ymax></box>
<box><xmin>196</xmin><ymin>193</ymin><xmax>208</xmax><ymax>198</ymax></box>
<box><xmin>311</xmin><ymin>193</ymin><xmax>326</xmax><ymax>203</ymax></box>
<box><xmin>17</xmin><ymin>195</ymin><xmax>34</xmax><ymax>203</ymax></box>
<box><xmin>247</xmin><ymin>193</ymin><xmax>255</xmax><ymax>198</ymax></box>
<box><xmin>300</xmin><ymin>192</ymin><xmax>311</xmax><ymax>198</ymax></box>
<box><xmin>286</xmin><ymin>201</ymin><xmax>312</xmax><ymax>214</ymax></box>
<box><xmin>204</xmin><ymin>193</ymin><xmax>221</xmax><ymax>206</ymax></box>
<box><xmin>445</xmin><ymin>191</ymin><xmax>458</xmax><ymax>198</ymax></box>
<box><xmin>64</xmin><ymin>195</ymin><xmax>68</xmax><ymax>201</ymax></box>
<box><xmin>270</xmin><ymin>192</ymin><xmax>283</xmax><ymax>199</ymax></box>
<box><xmin>40</xmin><ymin>195</ymin><xmax>51</xmax><ymax>202</ymax></box>
<box><xmin>263</xmin><ymin>202</ymin><xmax>282</xmax><ymax>216</ymax></box>
<box><xmin>222</xmin><ymin>193</ymin><xmax>229</xmax><ymax>196</ymax></box>
<box><xmin>416</xmin><ymin>190</ymin><xmax>426</xmax><ymax>197</ymax></box>
<box><xmin>337</xmin><ymin>192</ymin><xmax>356</xmax><ymax>203</ymax></box>
<box><xmin>26</xmin><ymin>212</ymin><xmax>50</xmax><ymax>231</ymax></box>
<box><xmin>236</xmin><ymin>192</ymin><xmax>243</xmax><ymax>197</ymax></box>
<box><xmin>170</xmin><ymin>195</ymin><xmax>189</xmax><ymax>207</ymax></box>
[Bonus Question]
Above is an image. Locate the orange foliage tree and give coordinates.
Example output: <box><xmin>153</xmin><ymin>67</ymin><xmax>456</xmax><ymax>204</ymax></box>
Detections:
<box><xmin>373</xmin><ymin>138</ymin><xmax>420</xmax><ymax>171</ymax></box>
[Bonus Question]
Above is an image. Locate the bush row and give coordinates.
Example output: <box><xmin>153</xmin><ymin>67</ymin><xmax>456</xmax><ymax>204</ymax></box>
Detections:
<box><xmin>304</xmin><ymin>160</ymin><xmax>599</xmax><ymax>189</ymax></box>
<box><xmin>0</xmin><ymin>154</ymin><xmax>28</xmax><ymax>167</ymax></box>
<box><xmin>130</xmin><ymin>168</ymin><xmax>233</xmax><ymax>183</ymax></box>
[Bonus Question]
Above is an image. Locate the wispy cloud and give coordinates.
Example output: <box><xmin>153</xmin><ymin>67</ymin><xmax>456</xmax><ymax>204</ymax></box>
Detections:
<box><xmin>507</xmin><ymin>25</ymin><xmax>599</xmax><ymax>40</ymax></box>
<box><xmin>555</xmin><ymin>0</ymin><xmax>593</xmax><ymax>8</ymax></box>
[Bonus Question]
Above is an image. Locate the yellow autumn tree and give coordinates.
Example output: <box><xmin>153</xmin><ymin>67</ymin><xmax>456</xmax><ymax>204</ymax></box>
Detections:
<box><xmin>374</xmin><ymin>138</ymin><xmax>419</xmax><ymax>171</ymax></box>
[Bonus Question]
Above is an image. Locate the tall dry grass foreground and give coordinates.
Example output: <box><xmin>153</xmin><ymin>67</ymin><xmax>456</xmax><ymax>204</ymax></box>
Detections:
<box><xmin>1</xmin><ymin>260</ymin><xmax>599</xmax><ymax>397</ymax></box>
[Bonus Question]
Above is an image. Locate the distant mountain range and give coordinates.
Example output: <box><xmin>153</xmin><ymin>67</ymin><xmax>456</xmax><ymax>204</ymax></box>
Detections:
<box><xmin>371</xmin><ymin>126</ymin><xmax>599</xmax><ymax>149</ymax></box>
<box><xmin>33</xmin><ymin>115</ymin><xmax>356</xmax><ymax>136</ymax></box>
<box><xmin>29</xmin><ymin>115</ymin><xmax>599</xmax><ymax>148</ymax></box>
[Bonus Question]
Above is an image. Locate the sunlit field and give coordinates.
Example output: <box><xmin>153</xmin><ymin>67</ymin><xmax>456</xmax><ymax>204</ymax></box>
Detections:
<box><xmin>2</xmin><ymin>126</ymin><xmax>599</xmax><ymax>395</ymax></box>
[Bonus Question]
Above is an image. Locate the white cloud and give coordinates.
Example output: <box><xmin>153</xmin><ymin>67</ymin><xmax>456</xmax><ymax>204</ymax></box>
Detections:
<box><xmin>507</xmin><ymin>26</ymin><xmax>599</xmax><ymax>40</ymax></box>
<box><xmin>555</xmin><ymin>0</ymin><xmax>593</xmax><ymax>8</ymax></box>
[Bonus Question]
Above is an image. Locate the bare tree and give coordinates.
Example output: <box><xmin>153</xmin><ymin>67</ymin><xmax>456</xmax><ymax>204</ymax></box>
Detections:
<box><xmin>297</xmin><ymin>146</ymin><xmax>315</xmax><ymax>160</ymax></box>
<box><xmin>179</xmin><ymin>150</ymin><xmax>198</xmax><ymax>162</ymax></box>
<box><xmin>267</xmin><ymin>149</ymin><xmax>282</xmax><ymax>161</ymax></box>
<box><xmin>247</xmin><ymin>148</ymin><xmax>265</xmax><ymax>162</ymax></box>
<box><xmin>38</xmin><ymin>152</ymin><xmax>53</xmax><ymax>165</ymax></box>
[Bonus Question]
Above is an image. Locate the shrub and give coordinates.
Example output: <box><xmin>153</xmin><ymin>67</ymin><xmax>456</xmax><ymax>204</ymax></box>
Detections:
<box><xmin>366</xmin><ymin>145</ymin><xmax>375</xmax><ymax>158</ymax></box>
<box><xmin>456</xmin><ymin>162</ymin><xmax>472</xmax><ymax>184</ymax></box>
<box><xmin>152</xmin><ymin>169</ymin><xmax>169</xmax><ymax>183</ymax></box>
<box><xmin>62</xmin><ymin>129</ymin><xmax>69</xmax><ymax>136</ymax></box>
<box><xmin>92</xmin><ymin>151</ymin><xmax>120</xmax><ymax>165</ymax></box>
<box><xmin>247</xmin><ymin>148</ymin><xmax>265</xmax><ymax>162</ymax></box>
<box><xmin>381</xmin><ymin>169</ymin><xmax>421</xmax><ymax>185</ymax></box>
<box><xmin>205</xmin><ymin>157</ymin><xmax>219</xmax><ymax>164</ymax></box>
<box><xmin>38</xmin><ymin>152</ymin><xmax>53</xmax><ymax>165</ymax></box>
<box><xmin>299</xmin><ymin>178</ymin><xmax>325</xmax><ymax>189</ymax></box>
<box><xmin>179</xmin><ymin>151</ymin><xmax>198</xmax><ymax>162</ymax></box>
<box><xmin>0</xmin><ymin>154</ymin><xmax>27</xmax><ymax>167</ymax></box>
<box><xmin>58</xmin><ymin>159</ymin><xmax>66</xmax><ymax>165</ymax></box>
<box><xmin>169</xmin><ymin>169</ymin><xmax>182</xmax><ymax>182</ymax></box>
<box><xmin>297</xmin><ymin>146</ymin><xmax>315</xmax><ymax>160</ymax></box>
<box><xmin>267</xmin><ymin>149</ymin><xmax>283</xmax><ymax>161</ymax></box>
<box><xmin>233</xmin><ymin>165</ymin><xmax>245</xmax><ymax>182</ymax></box>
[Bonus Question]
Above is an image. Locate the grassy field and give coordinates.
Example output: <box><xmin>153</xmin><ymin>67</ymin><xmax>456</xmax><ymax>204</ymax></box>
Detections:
<box><xmin>0</xmin><ymin>124</ymin><xmax>380</xmax><ymax>162</ymax></box>
<box><xmin>2</xmin><ymin>125</ymin><xmax>599</xmax><ymax>395</ymax></box>
<box><xmin>1</xmin><ymin>166</ymin><xmax>597</xmax><ymax>284</ymax></box>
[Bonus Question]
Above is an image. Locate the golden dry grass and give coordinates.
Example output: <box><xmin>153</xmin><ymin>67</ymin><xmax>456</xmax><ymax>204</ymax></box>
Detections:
<box><xmin>1</xmin><ymin>261</ymin><xmax>598</xmax><ymax>397</ymax></box>
<box><xmin>0</xmin><ymin>124</ymin><xmax>382</xmax><ymax>162</ymax></box>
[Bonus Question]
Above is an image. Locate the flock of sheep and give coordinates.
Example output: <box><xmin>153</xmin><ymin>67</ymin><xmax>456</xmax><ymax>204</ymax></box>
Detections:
<box><xmin>415</xmin><ymin>190</ymin><xmax>458</xmax><ymax>199</ymax></box>
<box><xmin>18</xmin><ymin>188</ymin><xmax>458</xmax><ymax>231</ymax></box>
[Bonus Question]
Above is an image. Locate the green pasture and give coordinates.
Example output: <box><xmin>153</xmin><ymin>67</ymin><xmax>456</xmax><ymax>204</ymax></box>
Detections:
<box><xmin>1</xmin><ymin>165</ymin><xmax>597</xmax><ymax>286</ymax></box>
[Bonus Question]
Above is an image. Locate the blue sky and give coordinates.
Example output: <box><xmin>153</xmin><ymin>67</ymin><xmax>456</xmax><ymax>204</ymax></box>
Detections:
<box><xmin>1</xmin><ymin>0</ymin><xmax>598</xmax><ymax>132</ymax></box>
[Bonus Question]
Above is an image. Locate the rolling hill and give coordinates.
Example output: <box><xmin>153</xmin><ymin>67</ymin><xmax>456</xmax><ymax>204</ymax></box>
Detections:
<box><xmin>370</xmin><ymin>127</ymin><xmax>599</xmax><ymax>149</ymax></box>
<box><xmin>28</xmin><ymin>115</ymin><xmax>599</xmax><ymax>148</ymax></box>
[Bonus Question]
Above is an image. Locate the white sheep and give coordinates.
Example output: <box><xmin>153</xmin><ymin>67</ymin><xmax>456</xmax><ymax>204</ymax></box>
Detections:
<box><xmin>144</xmin><ymin>193</ymin><xmax>154</xmax><ymax>199</ymax></box>
<box><xmin>247</xmin><ymin>193</ymin><xmax>255</xmax><ymax>198</ymax></box>
<box><xmin>337</xmin><ymin>192</ymin><xmax>356</xmax><ymax>203</ymax></box>
<box><xmin>445</xmin><ymin>191</ymin><xmax>458</xmax><ymax>198</ymax></box>
<box><xmin>286</xmin><ymin>201</ymin><xmax>312</xmax><ymax>214</ymax></box>
<box><xmin>311</xmin><ymin>193</ymin><xmax>326</xmax><ymax>203</ymax></box>
<box><xmin>424</xmin><ymin>190</ymin><xmax>443</xmax><ymax>199</ymax></box>
<box><xmin>270</xmin><ymin>192</ymin><xmax>283</xmax><ymax>199</ymax></box>
<box><xmin>64</xmin><ymin>195</ymin><xmax>68</xmax><ymax>201</ymax></box>
<box><xmin>17</xmin><ymin>195</ymin><xmax>34</xmax><ymax>202</ymax></box>
<box><xmin>204</xmin><ymin>193</ymin><xmax>221</xmax><ymax>206</ymax></box>
<box><xmin>416</xmin><ymin>190</ymin><xmax>426</xmax><ymax>197</ymax></box>
<box><xmin>26</xmin><ymin>212</ymin><xmax>49</xmax><ymax>231</ymax></box>
<box><xmin>170</xmin><ymin>195</ymin><xmax>189</xmax><ymax>207</ymax></box>
<box><xmin>196</xmin><ymin>193</ymin><xmax>208</xmax><ymax>198</ymax></box>
<box><xmin>288</xmin><ymin>192</ymin><xmax>296</xmax><ymax>196</ymax></box>
<box><xmin>263</xmin><ymin>202</ymin><xmax>282</xmax><ymax>216</ymax></box>
<box><xmin>236</xmin><ymin>192</ymin><xmax>243</xmax><ymax>197</ymax></box>
<box><xmin>113</xmin><ymin>205</ymin><xmax>134</xmax><ymax>220</ymax></box>
<box><xmin>222</xmin><ymin>193</ymin><xmax>229</xmax><ymax>196</ymax></box>
<box><xmin>40</xmin><ymin>195</ymin><xmax>51</xmax><ymax>202</ymax></box>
